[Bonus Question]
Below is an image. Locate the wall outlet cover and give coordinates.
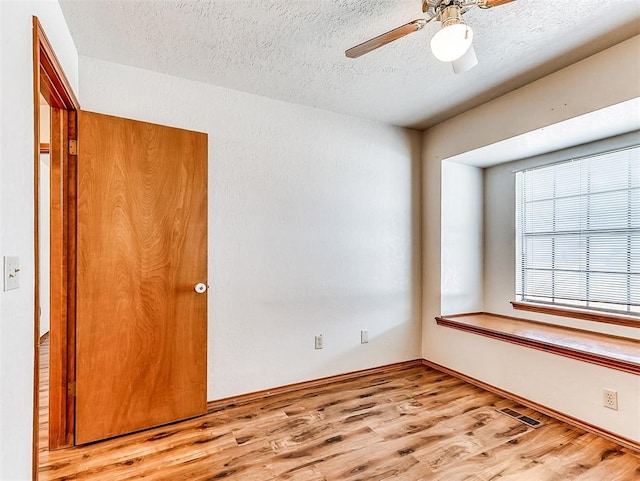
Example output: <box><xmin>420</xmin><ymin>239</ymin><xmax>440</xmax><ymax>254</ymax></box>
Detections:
<box><xmin>603</xmin><ymin>389</ymin><xmax>618</xmax><ymax>410</ymax></box>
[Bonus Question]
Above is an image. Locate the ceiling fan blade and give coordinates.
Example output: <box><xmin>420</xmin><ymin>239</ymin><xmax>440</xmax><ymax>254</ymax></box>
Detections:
<box><xmin>481</xmin><ymin>0</ymin><xmax>516</xmax><ymax>7</ymax></box>
<box><xmin>345</xmin><ymin>19</ymin><xmax>429</xmax><ymax>58</ymax></box>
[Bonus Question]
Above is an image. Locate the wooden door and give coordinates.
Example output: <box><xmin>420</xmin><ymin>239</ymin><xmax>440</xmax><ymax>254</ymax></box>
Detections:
<box><xmin>75</xmin><ymin>111</ymin><xmax>208</xmax><ymax>444</ymax></box>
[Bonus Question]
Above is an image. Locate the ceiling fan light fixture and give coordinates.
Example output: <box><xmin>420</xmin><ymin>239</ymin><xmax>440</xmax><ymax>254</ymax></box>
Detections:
<box><xmin>430</xmin><ymin>23</ymin><xmax>474</xmax><ymax>62</ymax></box>
<box><xmin>452</xmin><ymin>43</ymin><xmax>478</xmax><ymax>73</ymax></box>
<box><xmin>346</xmin><ymin>0</ymin><xmax>517</xmax><ymax>64</ymax></box>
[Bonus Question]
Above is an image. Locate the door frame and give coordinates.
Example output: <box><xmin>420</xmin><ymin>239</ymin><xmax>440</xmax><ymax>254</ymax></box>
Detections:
<box><xmin>32</xmin><ymin>15</ymin><xmax>79</xmax><ymax>475</ymax></box>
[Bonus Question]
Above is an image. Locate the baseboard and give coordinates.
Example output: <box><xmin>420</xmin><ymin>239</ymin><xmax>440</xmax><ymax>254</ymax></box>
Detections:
<box><xmin>421</xmin><ymin>358</ymin><xmax>640</xmax><ymax>454</ymax></box>
<box><xmin>207</xmin><ymin>359</ymin><xmax>424</xmax><ymax>412</ymax></box>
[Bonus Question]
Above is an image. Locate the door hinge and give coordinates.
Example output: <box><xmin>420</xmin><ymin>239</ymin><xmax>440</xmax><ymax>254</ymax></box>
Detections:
<box><xmin>67</xmin><ymin>382</ymin><xmax>76</xmax><ymax>397</ymax></box>
<box><xmin>69</xmin><ymin>139</ymin><xmax>77</xmax><ymax>155</ymax></box>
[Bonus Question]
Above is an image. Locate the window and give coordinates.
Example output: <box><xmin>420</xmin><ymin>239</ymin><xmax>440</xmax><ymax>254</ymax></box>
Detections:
<box><xmin>515</xmin><ymin>145</ymin><xmax>639</xmax><ymax>316</ymax></box>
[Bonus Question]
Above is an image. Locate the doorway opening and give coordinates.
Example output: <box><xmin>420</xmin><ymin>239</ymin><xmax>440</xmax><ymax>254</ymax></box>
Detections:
<box><xmin>32</xmin><ymin>15</ymin><xmax>79</xmax><ymax>479</ymax></box>
<box><xmin>37</xmin><ymin>91</ymin><xmax>51</xmax><ymax>458</ymax></box>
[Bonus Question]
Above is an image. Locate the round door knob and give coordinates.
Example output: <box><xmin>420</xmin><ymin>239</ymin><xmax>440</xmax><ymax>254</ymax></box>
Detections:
<box><xmin>194</xmin><ymin>282</ymin><xmax>207</xmax><ymax>294</ymax></box>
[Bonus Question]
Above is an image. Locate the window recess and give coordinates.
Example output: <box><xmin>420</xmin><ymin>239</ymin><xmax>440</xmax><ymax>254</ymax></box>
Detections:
<box><xmin>515</xmin><ymin>145</ymin><xmax>640</xmax><ymax>319</ymax></box>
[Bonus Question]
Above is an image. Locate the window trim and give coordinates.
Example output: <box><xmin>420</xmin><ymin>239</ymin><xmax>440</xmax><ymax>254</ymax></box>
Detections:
<box><xmin>511</xmin><ymin>300</ymin><xmax>639</xmax><ymax>328</ymax></box>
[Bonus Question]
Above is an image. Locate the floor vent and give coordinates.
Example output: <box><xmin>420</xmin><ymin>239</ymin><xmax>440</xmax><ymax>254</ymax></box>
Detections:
<box><xmin>497</xmin><ymin>408</ymin><xmax>543</xmax><ymax>428</ymax></box>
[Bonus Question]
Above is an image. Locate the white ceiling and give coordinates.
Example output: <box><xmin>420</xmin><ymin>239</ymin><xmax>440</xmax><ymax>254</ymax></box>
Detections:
<box><xmin>59</xmin><ymin>0</ymin><xmax>640</xmax><ymax>130</ymax></box>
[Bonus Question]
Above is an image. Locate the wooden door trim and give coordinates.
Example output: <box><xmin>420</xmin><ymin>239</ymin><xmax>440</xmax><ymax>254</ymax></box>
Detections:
<box><xmin>33</xmin><ymin>16</ymin><xmax>79</xmax><ymax>476</ymax></box>
<box><xmin>34</xmin><ymin>17</ymin><xmax>79</xmax><ymax>109</ymax></box>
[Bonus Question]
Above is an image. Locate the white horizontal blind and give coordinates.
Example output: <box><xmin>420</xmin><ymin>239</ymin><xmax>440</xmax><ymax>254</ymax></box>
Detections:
<box><xmin>516</xmin><ymin>145</ymin><xmax>640</xmax><ymax>315</ymax></box>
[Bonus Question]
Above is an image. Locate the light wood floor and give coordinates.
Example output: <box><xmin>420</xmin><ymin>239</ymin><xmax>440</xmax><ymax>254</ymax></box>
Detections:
<box><xmin>38</xmin><ymin>336</ymin><xmax>640</xmax><ymax>480</ymax></box>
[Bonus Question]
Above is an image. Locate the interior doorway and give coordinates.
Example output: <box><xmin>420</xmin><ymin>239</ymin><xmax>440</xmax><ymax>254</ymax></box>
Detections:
<box><xmin>33</xmin><ymin>15</ymin><xmax>79</xmax><ymax>479</ymax></box>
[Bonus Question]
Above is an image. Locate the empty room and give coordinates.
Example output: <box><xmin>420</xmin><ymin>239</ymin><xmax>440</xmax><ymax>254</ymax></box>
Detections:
<box><xmin>0</xmin><ymin>0</ymin><xmax>639</xmax><ymax>480</ymax></box>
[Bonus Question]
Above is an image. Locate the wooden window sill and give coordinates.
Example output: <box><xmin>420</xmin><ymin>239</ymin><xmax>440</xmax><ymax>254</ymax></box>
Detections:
<box><xmin>511</xmin><ymin>301</ymin><xmax>639</xmax><ymax>328</ymax></box>
<box><xmin>435</xmin><ymin>312</ymin><xmax>640</xmax><ymax>375</ymax></box>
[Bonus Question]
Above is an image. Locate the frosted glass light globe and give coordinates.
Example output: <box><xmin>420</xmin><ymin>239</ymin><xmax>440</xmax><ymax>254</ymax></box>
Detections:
<box><xmin>430</xmin><ymin>24</ymin><xmax>474</xmax><ymax>62</ymax></box>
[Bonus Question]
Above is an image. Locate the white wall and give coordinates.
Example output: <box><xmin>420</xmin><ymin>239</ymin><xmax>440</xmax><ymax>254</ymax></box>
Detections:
<box><xmin>40</xmin><ymin>104</ymin><xmax>50</xmax><ymax>144</ymax></box>
<box><xmin>39</xmin><ymin>156</ymin><xmax>50</xmax><ymax>337</ymax></box>
<box><xmin>78</xmin><ymin>56</ymin><xmax>423</xmax><ymax>401</ymax></box>
<box><xmin>0</xmin><ymin>1</ymin><xmax>79</xmax><ymax>479</ymax></box>
<box><xmin>441</xmin><ymin>161</ymin><xmax>483</xmax><ymax>315</ymax></box>
<box><xmin>39</xmin><ymin>105</ymin><xmax>50</xmax><ymax>337</ymax></box>
<box><xmin>423</xmin><ymin>35</ymin><xmax>640</xmax><ymax>442</ymax></box>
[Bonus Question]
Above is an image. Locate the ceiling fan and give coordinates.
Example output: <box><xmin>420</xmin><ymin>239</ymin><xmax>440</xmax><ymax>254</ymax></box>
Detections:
<box><xmin>345</xmin><ymin>0</ymin><xmax>516</xmax><ymax>73</ymax></box>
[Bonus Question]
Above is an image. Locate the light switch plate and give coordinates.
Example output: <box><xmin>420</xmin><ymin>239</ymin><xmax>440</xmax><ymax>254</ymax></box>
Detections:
<box><xmin>4</xmin><ymin>256</ymin><xmax>20</xmax><ymax>291</ymax></box>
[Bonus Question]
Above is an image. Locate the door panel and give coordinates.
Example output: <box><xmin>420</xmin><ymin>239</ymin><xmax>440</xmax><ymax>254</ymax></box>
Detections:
<box><xmin>76</xmin><ymin>111</ymin><xmax>207</xmax><ymax>444</ymax></box>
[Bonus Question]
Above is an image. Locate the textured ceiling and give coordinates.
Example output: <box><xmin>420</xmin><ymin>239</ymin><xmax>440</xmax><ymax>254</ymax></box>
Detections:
<box><xmin>59</xmin><ymin>0</ymin><xmax>640</xmax><ymax>130</ymax></box>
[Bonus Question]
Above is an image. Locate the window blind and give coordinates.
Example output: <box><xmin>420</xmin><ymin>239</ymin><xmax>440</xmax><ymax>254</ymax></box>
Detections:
<box><xmin>515</xmin><ymin>145</ymin><xmax>640</xmax><ymax>315</ymax></box>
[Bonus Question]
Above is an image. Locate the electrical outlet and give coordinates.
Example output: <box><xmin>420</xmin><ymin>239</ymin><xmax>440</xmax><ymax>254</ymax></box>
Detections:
<box><xmin>361</xmin><ymin>330</ymin><xmax>369</xmax><ymax>344</ymax></box>
<box><xmin>603</xmin><ymin>389</ymin><xmax>618</xmax><ymax>410</ymax></box>
<box><xmin>314</xmin><ymin>335</ymin><xmax>323</xmax><ymax>350</ymax></box>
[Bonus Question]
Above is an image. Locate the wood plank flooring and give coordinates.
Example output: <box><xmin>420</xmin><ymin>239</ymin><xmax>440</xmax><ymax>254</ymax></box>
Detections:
<box><xmin>38</xmin><ymin>336</ymin><xmax>640</xmax><ymax>480</ymax></box>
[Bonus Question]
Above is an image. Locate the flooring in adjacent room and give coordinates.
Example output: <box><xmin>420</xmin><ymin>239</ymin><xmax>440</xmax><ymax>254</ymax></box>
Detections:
<box><xmin>38</xmin><ymin>336</ymin><xmax>640</xmax><ymax>480</ymax></box>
